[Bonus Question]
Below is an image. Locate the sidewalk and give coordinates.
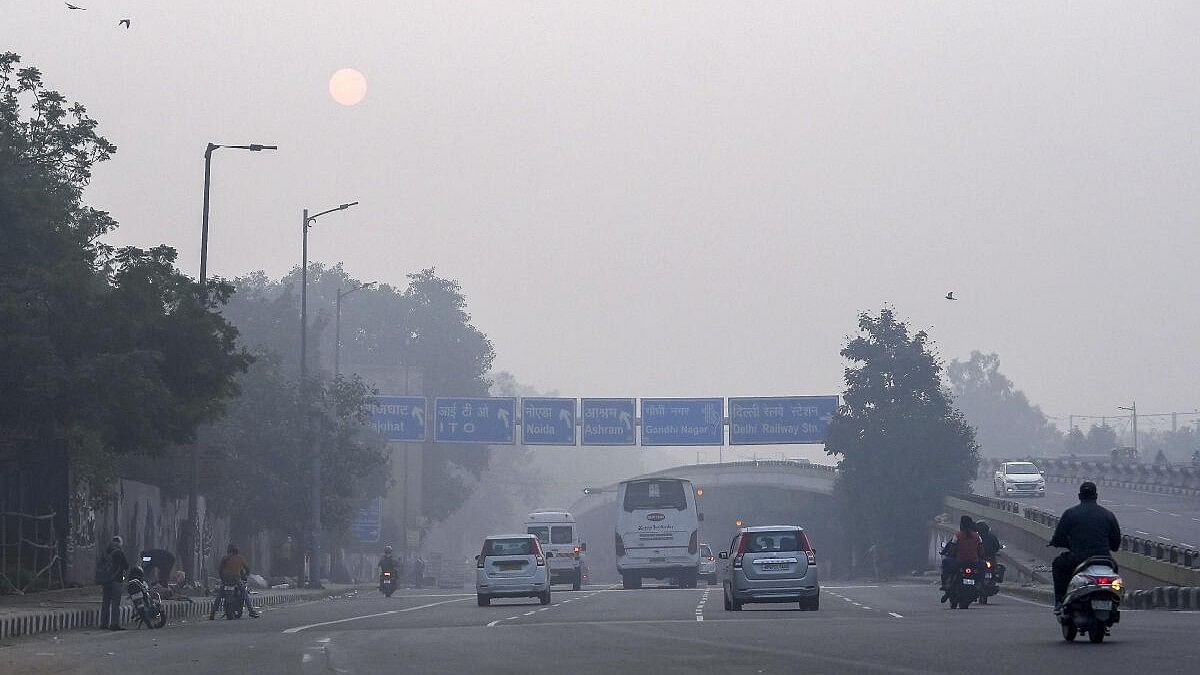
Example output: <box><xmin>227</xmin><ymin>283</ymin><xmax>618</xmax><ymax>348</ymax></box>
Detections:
<box><xmin>0</xmin><ymin>583</ymin><xmax>362</xmax><ymax>640</ymax></box>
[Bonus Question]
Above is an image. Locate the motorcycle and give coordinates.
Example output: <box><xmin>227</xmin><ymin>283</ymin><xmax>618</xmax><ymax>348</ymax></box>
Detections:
<box><xmin>210</xmin><ymin>580</ymin><xmax>249</xmax><ymax>620</ymax></box>
<box><xmin>126</xmin><ymin>576</ymin><xmax>168</xmax><ymax>629</ymax></box>
<box><xmin>1058</xmin><ymin>556</ymin><xmax>1123</xmax><ymax>643</ymax></box>
<box><xmin>380</xmin><ymin>570</ymin><xmax>397</xmax><ymax>597</ymax></box>
<box><xmin>946</xmin><ymin>561</ymin><xmax>980</xmax><ymax>609</ymax></box>
<box><xmin>978</xmin><ymin>559</ymin><xmax>1005</xmax><ymax>604</ymax></box>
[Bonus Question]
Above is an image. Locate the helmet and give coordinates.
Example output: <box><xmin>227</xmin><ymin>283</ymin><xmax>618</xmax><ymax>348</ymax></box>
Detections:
<box><xmin>227</xmin><ymin>544</ymin><xmax>239</xmax><ymax>554</ymax></box>
<box><xmin>384</xmin><ymin>545</ymin><xmax>394</xmax><ymax>555</ymax></box>
<box><xmin>975</xmin><ymin>521</ymin><xmax>990</xmax><ymax>535</ymax></box>
<box><xmin>128</xmin><ymin>565</ymin><xmax>145</xmax><ymax>580</ymax></box>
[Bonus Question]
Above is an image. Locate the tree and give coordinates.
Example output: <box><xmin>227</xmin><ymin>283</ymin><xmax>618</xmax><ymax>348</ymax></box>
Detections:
<box><xmin>825</xmin><ymin>308</ymin><xmax>980</xmax><ymax>575</ymax></box>
<box><xmin>0</xmin><ymin>53</ymin><xmax>250</xmax><ymax>501</ymax></box>
<box><xmin>1086</xmin><ymin>424</ymin><xmax>1118</xmax><ymax>454</ymax></box>
<box><xmin>1065</xmin><ymin>427</ymin><xmax>1088</xmax><ymax>455</ymax></box>
<box><xmin>946</xmin><ymin>352</ymin><xmax>1061</xmax><ymax>457</ymax></box>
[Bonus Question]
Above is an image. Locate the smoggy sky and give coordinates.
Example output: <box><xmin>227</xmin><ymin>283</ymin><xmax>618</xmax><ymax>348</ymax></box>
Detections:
<box><xmin>8</xmin><ymin>1</ymin><xmax>1200</xmax><ymax>432</ymax></box>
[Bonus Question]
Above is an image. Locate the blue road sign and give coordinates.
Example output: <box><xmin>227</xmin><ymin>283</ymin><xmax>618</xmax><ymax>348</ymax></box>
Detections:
<box><xmin>728</xmin><ymin>396</ymin><xmax>839</xmax><ymax>445</ymax></box>
<box><xmin>640</xmin><ymin>398</ymin><xmax>724</xmax><ymax>446</ymax></box>
<box><xmin>522</xmin><ymin>398</ymin><xmax>577</xmax><ymax>446</ymax></box>
<box><xmin>581</xmin><ymin>398</ymin><xmax>637</xmax><ymax>446</ymax></box>
<box><xmin>367</xmin><ymin>395</ymin><xmax>427</xmax><ymax>442</ymax></box>
<box><xmin>351</xmin><ymin>497</ymin><xmax>382</xmax><ymax>544</ymax></box>
<box><xmin>434</xmin><ymin>397</ymin><xmax>517</xmax><ymax>444</ymax></box>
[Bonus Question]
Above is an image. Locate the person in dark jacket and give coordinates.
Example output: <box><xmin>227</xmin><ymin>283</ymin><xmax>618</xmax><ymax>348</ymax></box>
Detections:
<box><xmin>940</xmin><ymin>515</ymin><xmax>981</xmax><ymax>599</ymax></box>
<box><xmin>1049</xmin><ymin>481</ymin><xmax>1122</xmax><ymax>613</ymax></box>
<box><xmin>100</xmin><ymin>536</ymin><xmax>130</xmax><ymax>630</ymax></box>
<box><xmin>976</xmin><ymin>522</ymin><xmax>1002</xmax><ymax>560</ymax></box>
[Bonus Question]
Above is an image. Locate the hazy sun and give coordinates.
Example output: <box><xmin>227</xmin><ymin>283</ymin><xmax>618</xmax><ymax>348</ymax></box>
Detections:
<box><xmin>329</xmin><ymin>68</ymin><xmax>367</xmax><ymax>106</ymax></box>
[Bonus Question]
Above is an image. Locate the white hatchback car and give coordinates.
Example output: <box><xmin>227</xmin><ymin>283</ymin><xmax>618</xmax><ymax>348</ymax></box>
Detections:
<box><xmin>475</xmin><ymin>534</ymin><xmax>551</xmax><ymax>606</ymax></box>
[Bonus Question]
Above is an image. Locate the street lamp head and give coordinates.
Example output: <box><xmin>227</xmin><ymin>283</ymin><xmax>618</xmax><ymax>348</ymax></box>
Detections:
<box><xmin>247</xmin><ymin>144</ymin><xmax>279</xmax><ymax>151</ymax></box>
<box><xmin>339</xmin><ymin>201</ymin><xmax>359</xmax><ymax>210</ymax></box>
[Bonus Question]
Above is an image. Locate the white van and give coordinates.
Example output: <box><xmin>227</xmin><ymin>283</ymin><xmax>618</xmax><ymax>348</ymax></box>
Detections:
<box><xmin>615</xmin><ymin>478</ymin><xmax>701</xmax><ymax>589</ymax></box>
<box><xmin>524</xmin><ymin>511</ymin><xmax>585</xmax><ymax>591</ymax></box>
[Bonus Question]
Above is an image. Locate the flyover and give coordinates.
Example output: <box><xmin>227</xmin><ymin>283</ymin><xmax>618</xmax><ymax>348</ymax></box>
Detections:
<box><xmin>570</xmin><ymin>461</ymin><xmax>844</xmax><ymax>582</ymax></box>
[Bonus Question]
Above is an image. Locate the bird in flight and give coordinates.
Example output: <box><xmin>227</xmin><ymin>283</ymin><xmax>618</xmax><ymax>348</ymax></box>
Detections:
<box><xmin>118</xmin><ymin>18</ymin><xmax>131</xmax><ymax>28</ymax></box>
<box><xmin>65</xmin><ymin>2</ymin><xmax>86</xmax><ymax>9</ymax></box>
<box><xmin>945</xmin><ymin>292</ymin><xmax>957</xmax><ymax>301</ymax></box>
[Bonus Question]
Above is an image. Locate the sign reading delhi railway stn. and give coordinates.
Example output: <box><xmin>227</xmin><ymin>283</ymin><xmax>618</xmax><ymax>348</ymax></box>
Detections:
<box><xmin>640</xmin><ymin>398</ymin><xmax>724</xmax><ymax>446</ymax></box>
<box><xmin>728</xmin><ymin>396</ymin><xmax>839</xmax><ymax>445</ymax></box>
<box><xmin>367</xmin><ymin>395</ymin><xmax>427</xmax><ymax>442</ymax></box>
<box><xmin>580</xmin><ymin>398</ymin><xmax>637</xmax><ymax>446</ymax></box>
<box><xmin>521</xmin><ymin>398</ymin><xmax>577</xmax><ymax>445</ymax></box>
<box><xmin>434</xmin><ymin>397</ymin><xmax>517</xmax><ymax>444</ymax></box>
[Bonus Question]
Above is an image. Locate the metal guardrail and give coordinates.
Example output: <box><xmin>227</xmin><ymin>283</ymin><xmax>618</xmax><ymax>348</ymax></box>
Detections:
<box><xmin>951</xmin><ymin>492</ymin><xmax>1199</xmax><ymax>569</ymax></box>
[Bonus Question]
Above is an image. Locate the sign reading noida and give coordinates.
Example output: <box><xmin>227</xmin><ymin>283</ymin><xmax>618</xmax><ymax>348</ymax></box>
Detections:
<box><xmin>434</xmin><ymin>397</ymin><xmax>517</xmax><ymax>444</ymax></box>
<box><xmin>580</xmin><ymin>398</ymin><xmax>637</xmax><ymax>446</ymax></box>
<box><xmin>367</xmin><ymin>395</ymin><xmax>427</xmax><ymax>442</ymax></box>
<box><xmin>522</xmin><ymin>398</ymin><xmax>577</xmax><ymax>445</ymax></box>
<box><xmin>728</xmin><ymin>396</ymin><xmax>839</xmax><ymax>445</ymax></box>
<box><xmin>640</xmin><ymin>398</ymin><xmax>724</xmax><ymax>446</ymax></box>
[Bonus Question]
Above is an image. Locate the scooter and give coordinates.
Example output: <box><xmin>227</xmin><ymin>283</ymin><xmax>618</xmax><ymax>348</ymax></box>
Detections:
<box><xmin>945</xmin><ymin>562</ymin><xmax>980</xmax><ymax>610</ymax></box>
<box><xmin>380</xmin><ymin>570</ymin><xmax>397</xmax><ymax>597</ymax></box>
<box><xmin>1058</xmin><ymin>556</ymin><xmax>1123</xmax><ymax>643</ymax></box>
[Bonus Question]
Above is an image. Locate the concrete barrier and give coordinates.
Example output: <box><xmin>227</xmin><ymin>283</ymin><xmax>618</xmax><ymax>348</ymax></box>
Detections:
<box><xmin>981</xmin><ymin>458</ymin><xmax>1200</xmax><ymax>497</ymax></box>
<box><xmin>1128</xmin><ymin>586</ymin><xmax>1200</xmax><ymax>610</ymax></box>
<box><xmin>0</xmin><ymin>585</ymin><xmax>361</xmax><ymax>640</ymax></box>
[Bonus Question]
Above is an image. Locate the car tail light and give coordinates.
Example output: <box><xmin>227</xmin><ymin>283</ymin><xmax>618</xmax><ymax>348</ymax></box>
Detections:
<box><xmin>733</xmin><ymin>536</ymin><xmax>748</xmax><ymax>569</ymax></box>
<box><xmin>573</xmin><ymin>545</ymin><xmax>582</xmax><ymax>558</ymax></box>
<box><xmin>688</xmin><ymin>530</ymin><xmax>698</xmax><ymax>555</ymax></box>
<box><xmin>964</xmin><ymin>567</ymin><xmax>973</xmax><ymax>575</ymax></box>
<box><xmin>798</xmin><ymin>531</ymin><xmax>816</xmax><ymax>565</ymax></box>
<box><xmin>535</xmin><ymin>554</ymin><xmax>546</xmax><ymax>566</ymax></box>
<box><xmin>615</xmin><ymin>532</ymin><xmax>625</xmax><ymax>557</ymax></box>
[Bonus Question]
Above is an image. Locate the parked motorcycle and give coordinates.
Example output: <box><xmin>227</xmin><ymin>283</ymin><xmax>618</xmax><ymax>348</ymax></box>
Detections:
<box><xmin>126</xmin><ymin>569</ymin><xmax>167</xmax><ymax>629</ymax></box>
<box><xmin>1058</xmin><ymin>557</ymin><xmax>1123</xmax><ymax>643</ymax></box>
<box><xmin>380</xmin><ymin>570</ymin><xmax>397</xmax><ymax>597</ymax></box>
<box><xmin>945</xmin><ymin>562</ymin><xmax>980</xmax><ymax>609</ymax></box>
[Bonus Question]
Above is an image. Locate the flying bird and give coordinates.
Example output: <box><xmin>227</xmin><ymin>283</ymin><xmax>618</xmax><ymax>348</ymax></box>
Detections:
<box><xmin>65</xmin><ymin>2</ymin><xmax>86</xmax><ymax>9</ymax></box>
<box><xmin>945</xmin><ymin>291</ymin><xmax>957</xmax><ymax>301</ymax></box>
<box><xmin>118</xmin><ymin>18</ymin><xmax>131</xmax><ymax>28</ymax></box>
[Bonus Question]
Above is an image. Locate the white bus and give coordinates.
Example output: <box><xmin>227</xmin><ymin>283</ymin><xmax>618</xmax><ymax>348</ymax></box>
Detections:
<box><xmin>615</xmin><ymin>478</ymin><xmax>700</xmax><ymax>589</ymax></box>
<box><xmin>524</xmin><ymin>510</ymin><xmax>585</xmax><ymax>590</ymax></box>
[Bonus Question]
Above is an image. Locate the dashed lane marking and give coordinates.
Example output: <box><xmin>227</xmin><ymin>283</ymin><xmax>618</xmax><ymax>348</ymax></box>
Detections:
<box><xmin>888</xmin><ymin>612</ymin><xmax>903</xmax><ymax>619</ymax></box>
<box><xmin>282</xmin><ymin>597</ymin><xmax>468</xmax><ymax>634</ymax></box>
<box><xmin>1137</xmin><ymin>530</ymin><xmax>1151</xmax><ymax>535</ymax></box>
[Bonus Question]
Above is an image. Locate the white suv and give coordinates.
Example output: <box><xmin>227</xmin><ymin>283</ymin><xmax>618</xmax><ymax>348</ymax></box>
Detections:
<box><xmin>475</xmin><ymin>534</ymin><xmax>551</xmax><ymax>606</ymax></box>
<box><xmin>993</xmin><ymin>461</ymin><xmax>1046</xmax><ymax>498</ymax></box>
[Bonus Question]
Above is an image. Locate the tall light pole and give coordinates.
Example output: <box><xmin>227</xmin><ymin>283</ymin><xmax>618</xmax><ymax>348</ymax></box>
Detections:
<box><xmin>301</xmin><ymin>201</ymin><xmax>359</xmax><ymax>587</ymax></box>
<box><xmin>334</xmin><ymin>281</ymin><xmax>376</xmax><ymax>380</ymax></box>
<box><xmin>192</xmin><ymin>141</ymin><xmax>276</xmax><ymax>588</ymax></box>
<box><xmin>1118</xmin><ymin>402</ymin><xmax>1138</xmax><ymax>457</ymax></box>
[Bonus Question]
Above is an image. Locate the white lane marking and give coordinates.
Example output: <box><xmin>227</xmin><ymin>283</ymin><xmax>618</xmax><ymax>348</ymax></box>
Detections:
<box><xmin>523</xmin><ymin>610</ymin><xmax>537</xmax><ymax>616</ymax></box>
<box><xmin>1000</xmin><ymin>593</ymin><xmax>1052</xmax><ymax>608</ymax></box>
<box><xmin>852</xmin><ymin>602</ymin><xmax>862</xmax><ymax>607</ymax></box>
<box><xmin>1158</xmin><ymin>537</ymin><xmax>1173</xmax><ymax>542</ymax></box>
<box><xmin>486</xmin><ymin>620</ymin><xmax>501</xmax><ymax>627</ymax></box>
<box><xmin>1148</xmin><ymin>508</ymin><xmax>1161</xmax><ymax>513</ymax></box>
<box><xmin>821</xmin><ymin>585</ymin><xmax>879</xmax><ymax>589</ymax></box>
<box><xmin>1136</xmin><ymin>530</ymin><xmax>1151</xmax><ymax>535</ymax></box>
<box><xmin>281</xmin><ymin>597</ymin><xmax>466</xmax><ymax>634</ymax></box>
<box><xmin>862</xmin><ymin>606</ymin><xmax>872</xmax><ymax>610</ymax></box>
<box><xmin>301</xmin><ymin>654</ymin><xmax>314</xmax><ymax>663</ymax></box>
<box><xmin>1169</xmin><ymin>513</ymin><xmax>1182</xmax><ymax>517</ymax></box>
<box><xmin>888</xmin><ymin>612</ymin><xmax>904</xmax><ymax>619</ymax></box>
<box><xmin>315</xmin><ymin>638</ymin><xmax>331</xmax><ymax>644</ymax></box>
<box><xmin>1192</xmin><ymin>518</ymin><xmax>1200</xmax><ymax>523</ymax></box>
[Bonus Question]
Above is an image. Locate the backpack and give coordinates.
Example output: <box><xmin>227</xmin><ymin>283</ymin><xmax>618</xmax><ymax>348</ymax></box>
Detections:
<box><xmin>94</xmin><ymin>548</ymin><xmax>115</xmax><ymax>584</ymax></box>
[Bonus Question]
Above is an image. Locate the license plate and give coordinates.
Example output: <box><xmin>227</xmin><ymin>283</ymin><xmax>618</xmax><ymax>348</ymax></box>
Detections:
<box><xmin>1091</xmin><ymin>599</ymin><xmax>1113</xmax><ymax>610</ymax></box>
<box><xmin>961</xmin><ymin>579</ymin><xmax>975</xmax><ymax>586</ymax></box>
<box><xmin>648</xmin><ymin>557</ymin><xmax>667</xmax><ymax>564</ymax></box>
<box><xmin>497</xmin><ymin>561</ymin><xmax>524</xmax><ymax>571</ymax></box>
<box><xmin>763</xmin><ymin>563</ymin><xmax>788</xmax><ymax>571</ymax></box>
<box><xmin>223</xmin><ymin>586</ymin><xmax>236</xmax><ymax>591</ymax></box>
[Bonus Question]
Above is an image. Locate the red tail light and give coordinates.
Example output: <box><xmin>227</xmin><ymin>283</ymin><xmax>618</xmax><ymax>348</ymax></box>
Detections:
<box><xmin>1095</xmin><ymin>577</ymin><xmax>1111</xmax><ymax>585</ymax></box>
<box><xmin>477</xmin><ymin>546</ymin><xmax>486</xmax><ymax>568</ymax></box>
<box><xmin>733</xmin><ymin>536</ymin><xmax>748</xmax><ymax>569</ymax></box>
<box><xmin>688</xmin><ymin>531</ymin><xmax>698</xmax><ymax>555</ymax></box>
<box><xmin>798</xmin><ymin>531</ymin><xmax>816</xmax><ymax>565</ymax></box>
<box><xmin>615</xmin><ymin>532</ymin><xmax>625</xmax><ymax>557</ymax></box>
<box><xmin>964</xmin><ymin>567</ymin><xmax>973</xmax><ymax>575</ymax></box>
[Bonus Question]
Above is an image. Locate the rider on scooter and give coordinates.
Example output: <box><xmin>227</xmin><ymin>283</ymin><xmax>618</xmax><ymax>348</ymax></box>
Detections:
<box><xmin>1049</xmin><ymin>481</ymin><xmax>1122</xmax><ymax>614</ymax></box>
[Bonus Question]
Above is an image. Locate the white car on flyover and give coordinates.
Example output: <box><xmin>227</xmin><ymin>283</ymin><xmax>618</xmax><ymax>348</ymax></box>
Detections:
<box><xmin>993</xmin><ymin>461</ymin><xmax>1046</xmax><ymax>498</ymax></box>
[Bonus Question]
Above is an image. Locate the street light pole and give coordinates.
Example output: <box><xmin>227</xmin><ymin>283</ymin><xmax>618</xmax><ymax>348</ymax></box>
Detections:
<box><xmin>334</xmin><ymin>281</ymin><xmax>376</xmax><ymax>380</ymax></box>
<box><xmin>192</xmin><ymin>141</ymin><xmax>276</xmax><ymax>589</ymax></box>
<box><xmin>300</xmin><ymin>202</ymin><xmax>359</xmax><ymax>588</ymax></box>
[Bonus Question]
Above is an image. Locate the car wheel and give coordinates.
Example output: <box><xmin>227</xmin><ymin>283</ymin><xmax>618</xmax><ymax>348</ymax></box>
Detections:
<box><xmin>622</xmin><ymin>573</ymin><xmax>641</xmax><ymax>590</ymax></box>
<box><xmin>800</xmin><ymin>594</ymin><xmax>819</xmax><ymax>611</ymax></box>
<box><xmin>572</xmin><ymin>573</ymin><xmax>582</xmax><ymax>591</ymax></box>
<box><xmin>477</xmin><ymin>594</ymin><xmax>490</xmax><ymax>607</ymax></box>
<box><xmin>731</xmin><ymin>595</ymin><xmax>743</xmax><ymax>611</ymax></box>
<box><xmin>539</xmin><ymin>591</ymin><xmax>552</xmax><ymax>606</ymax></box>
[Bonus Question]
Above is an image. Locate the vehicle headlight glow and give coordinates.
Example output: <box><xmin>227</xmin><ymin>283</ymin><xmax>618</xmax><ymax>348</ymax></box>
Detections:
<box><xmin>1111</xmin><ymin>579</ymin><xmax>1122</xmax><ymax>592</ymax></box>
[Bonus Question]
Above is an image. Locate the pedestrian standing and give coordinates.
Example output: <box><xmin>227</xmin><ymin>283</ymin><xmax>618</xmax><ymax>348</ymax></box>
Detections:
<box><xmin>98</xmin><ymin>536</ymin><xmax>130</xmax><ymax>630</ymax></box>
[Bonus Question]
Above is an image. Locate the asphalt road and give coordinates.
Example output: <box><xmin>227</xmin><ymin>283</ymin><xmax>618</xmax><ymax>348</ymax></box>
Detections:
<box><xmin>973</xmin><ymin>479</ymin><xmax>1200</xmax><ymax>549</ymax></box>
<box><xmin>3</xmin><ymin>582</ymin><xmax>1198</xmax><ymax>674</ymax></box>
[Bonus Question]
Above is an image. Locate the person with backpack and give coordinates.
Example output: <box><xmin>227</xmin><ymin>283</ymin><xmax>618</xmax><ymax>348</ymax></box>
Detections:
<box><xmin>97</xmin><ymin>535</ymin><xmax>130</xmax><ymax>630</ymax></box>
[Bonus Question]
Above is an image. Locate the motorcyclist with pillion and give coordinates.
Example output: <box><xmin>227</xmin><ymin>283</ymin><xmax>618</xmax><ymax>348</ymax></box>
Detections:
<box><xmin>940</xmin><ymin>515</ymin><xmax>982</xmax><ymax>603</ymax></box>
<box><xmin>1049</xmin><ymin>481</ymin><xmax>1122</xmax><ymax>614</ymax></box>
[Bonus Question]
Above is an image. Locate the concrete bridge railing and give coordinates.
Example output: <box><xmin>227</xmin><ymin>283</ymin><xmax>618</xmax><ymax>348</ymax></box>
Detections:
<box><xmin>981</xmin><ymin>457</ymin><xmax>1200</xmax><ymax>497</ymax></box>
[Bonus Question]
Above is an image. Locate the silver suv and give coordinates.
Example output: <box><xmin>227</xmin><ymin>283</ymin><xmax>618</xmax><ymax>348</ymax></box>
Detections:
<box><xmin>719</xmin><ymin>526</ymin><xmax>819</xmax><ymax>611</ymax></box>
<box><xmin>475</xmin><ymin>534</ymin><xmax>551</xmax><ymax>606</ymax></box>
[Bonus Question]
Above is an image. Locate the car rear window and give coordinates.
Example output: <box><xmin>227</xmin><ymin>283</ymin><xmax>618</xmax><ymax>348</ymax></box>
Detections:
<box><xmin>527</xmin><ymin>526</ymin><xmax>550</xmax><ymax>544</ymax></box>
<box><xmin>484</xmin><ymin>538</ymin><xmax>536</xmax><ymax>556</ymax></box>
<box><xmin>551</xmin><ymin>526</ymin><xmax>573</xmax><ymax>544</ymax></box>
<box><xmin>745</xmin><ymin>531</ymin><xmax>803</xmax><ymax>553</ymax></box>
<box><xmin>623</xmin><ymin>479</ymin><xmax>688</xmax><ymax>511</ymax></box>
